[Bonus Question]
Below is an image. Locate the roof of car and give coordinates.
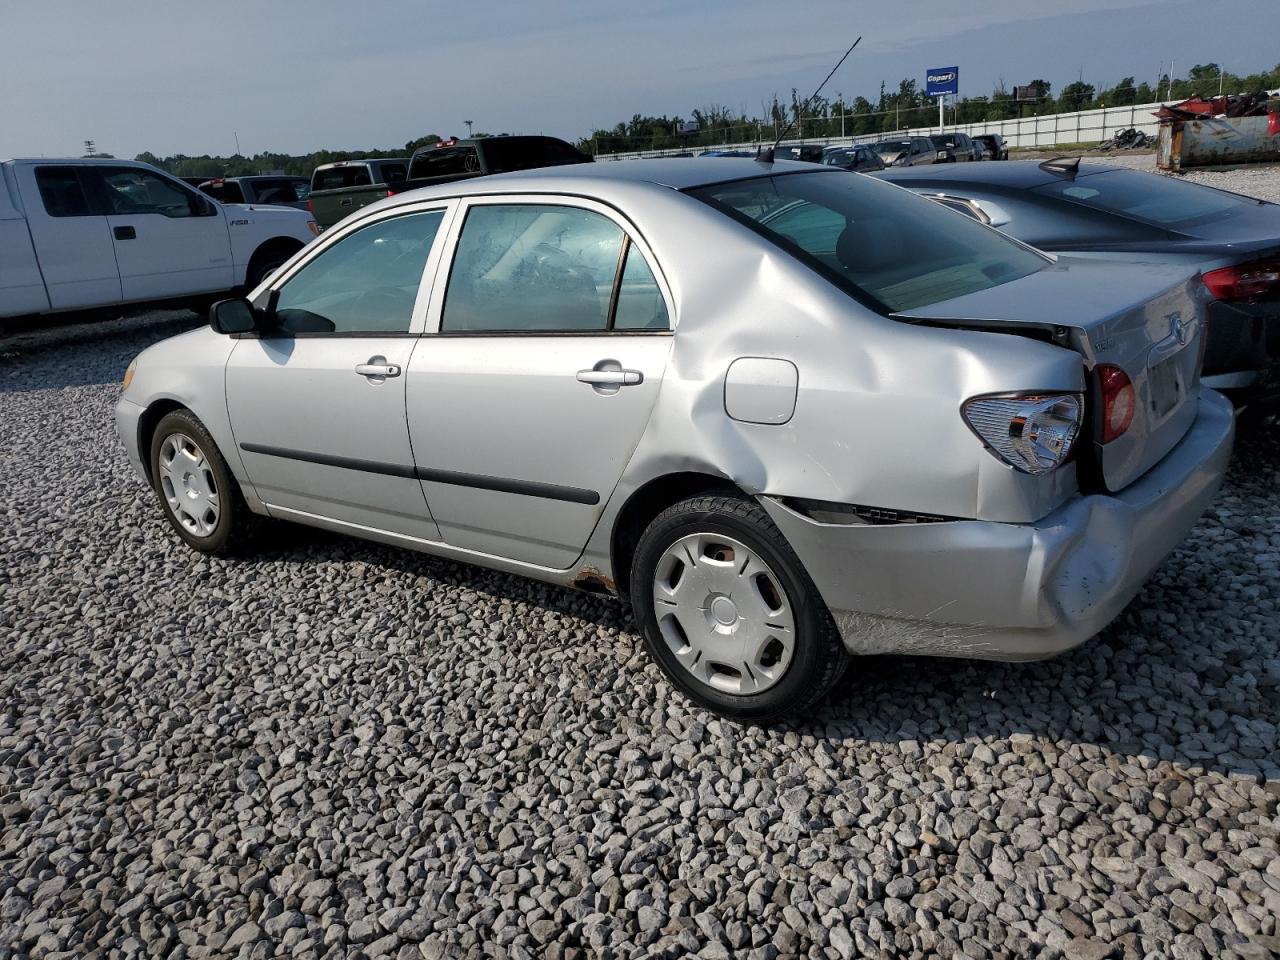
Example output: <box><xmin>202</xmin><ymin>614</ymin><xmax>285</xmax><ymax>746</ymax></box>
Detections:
<box><xmin>379</xmin><ymin>157</ymin><xmax>834</xmax><ymax>202</ymax></box>
<box><xmin>876</xmin><ymin>158</ymin><xmax>1126</xmax><ymax>189</ymax></box>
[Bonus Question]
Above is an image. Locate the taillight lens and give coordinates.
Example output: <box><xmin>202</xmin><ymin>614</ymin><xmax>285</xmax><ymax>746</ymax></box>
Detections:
<box><xmin>386</xmin><ymin>188</ymin><xmax>397</xmax><ymax>197</ymax></box>
<box><xmin>306</xmin><ymin>198</ymin><xmax>313</xmax><ymax>213</ymax></box>
<box><xmin>1202</xmin><ymin>258</ymin><xmax>1280</xmax><ymax>302</ymax></box>
<box><xmin>962</xmin><ymin>393</ymin><xmax>1083</xmax><ymax>474</ymax></box>
<box><xmin>1098</xmin><ymin>365</ymin><xmax>1135</xmax><ymax>443</ymax></box>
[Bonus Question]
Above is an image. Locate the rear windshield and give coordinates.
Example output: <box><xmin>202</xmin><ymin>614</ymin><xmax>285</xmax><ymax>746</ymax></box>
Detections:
<box><xmin>481</xmin><ymin>139</ymin><xmax>589</xmax><ymax>174</ymax></box>
<box><xmin>872</xmin><ymin>140</ymin><xmax>912</xmax><ymax>155</ymax></box>
<box><xmin>688</xmin><ymin>172</ymin><xmax>1047</xmax><ymax>313</ymax></box>
<box><xmin>251</xmin><ymin>178</ymin><xmax>309</xmax><ymax>202</ymax></box>
<box><xmin>311</xmin><ymin>166</ymin><xmax>373</xmax><ymax>191</ymax></box>
<box><xmin>409</xmin><ymin>147</ymin><xmax>480</xmax><ymax>179</ymax></box>
<box><xmin>1032</xmin><ymin>169</ymin><xmax>1253</xmax><ymax>227</ymax></box>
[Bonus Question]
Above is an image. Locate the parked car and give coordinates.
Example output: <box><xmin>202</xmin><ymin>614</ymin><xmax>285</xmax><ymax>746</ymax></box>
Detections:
<box><xmin>199</xmin><ymin>175</ymin><xmax>311</xmax><ymax>211</ymax></box>
<box><xmin>0</xmin><ymin>158</ymin><xmax>318</xmax><ymax>320</ymax></box>
<box><xmin>777</xmin><ymin>144</ymin><xmax>826</xmax><ymax>163</ymax></box>
<box><xmin>307</xmin><ymin>158</ymin><xmax>410</xmax><ymax>230</ymax></box>
<box><xmin>309</xmin><ymin>137</ymin><xmax>591</xmax><ymax>230</ymax></box>
<box><xmin>929</xmin><ymin>133</ymin><xmax>978</xmax><ymax>162</ymax></box>
<box><xmin>972</xmin><ymin>140</ymin><xmax>993</xmax><ymax>161</ymax></box>
<box><xmin>117</xmin><ymin>159</ymin><xmax>1232</xmax><ymax>720</ymax></box>
<box><xmin>974</xmin><ymin>133</ymin><xmax>1010</xmax><ymax>160</ymax></box>
<box><xmin>877</xmin><ymin>160</ymin><xmax>1280</xmax><ymax>407</ymax></box>
<box><xmin>870</xmin><ymin>137</ymin><xmax>938</xmax><ymax>167</ymax></box>
<box><xmin>821</xmin><ymin>146</ymin><xmax>885</xmax><ymax>173</ymax></box>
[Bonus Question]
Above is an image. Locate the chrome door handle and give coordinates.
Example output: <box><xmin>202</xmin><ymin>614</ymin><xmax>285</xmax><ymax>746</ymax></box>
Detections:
<box><xmin>577</xmin><ymin>368</ymin><xmax>643</xmax><ymax>386</ymax></box>
<box><xmin>355</xmin><ymin>359</ymin><xmax>401</xmax><ymax>379</ymax></box>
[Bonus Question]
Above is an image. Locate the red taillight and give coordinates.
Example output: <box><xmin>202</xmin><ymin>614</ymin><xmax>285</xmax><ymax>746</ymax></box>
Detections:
<box><xmin>1202</xmin><ymin>259</ymin><xmax>1280</xmax><ymax>302</ymax></box>
<box><xmin>306</xmin><ymin>198</ymin><xmax>313</xmax><ymax>213</ymax></box>
<box><xmin>1099</xmin><ymin>365</ymin><xmax>1135</xmax><ymax>443</ymax></box>
<box><xmin>386</xmin><ymin>189</ymin><xmax>396</xmax><ymax>197</ymax></box>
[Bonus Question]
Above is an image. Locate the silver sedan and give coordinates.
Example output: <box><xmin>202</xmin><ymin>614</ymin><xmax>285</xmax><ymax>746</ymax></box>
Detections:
<box><xmin>116</xmin><ymin>158</ymin><xmax>1234</xmax><ymax>720</ymax></box>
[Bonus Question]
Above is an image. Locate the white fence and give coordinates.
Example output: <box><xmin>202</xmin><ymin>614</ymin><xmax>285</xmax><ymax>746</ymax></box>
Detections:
<box><xmin>596</xmin><ymin>101</ymin><xmax>1168</xmax><ymax>160</ymax></box>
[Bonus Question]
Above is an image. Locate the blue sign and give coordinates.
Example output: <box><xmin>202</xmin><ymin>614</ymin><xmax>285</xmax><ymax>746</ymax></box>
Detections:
<box><xmin>926</xmin><ymin>66</ymin><xmax>959</xmax><ymax>97</ymax></box>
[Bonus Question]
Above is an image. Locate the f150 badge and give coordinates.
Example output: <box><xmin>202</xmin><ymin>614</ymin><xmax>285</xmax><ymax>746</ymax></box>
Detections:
<box><xmin>229</xmin><ymin>219</ymin><xmax>252</xmax><ymax>226</ymax></box>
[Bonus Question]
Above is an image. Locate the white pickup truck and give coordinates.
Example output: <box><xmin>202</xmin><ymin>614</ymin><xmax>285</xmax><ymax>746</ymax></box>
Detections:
<box><xmin>1</xmin><ymin>158</ymin><xmax>318</xmax><ymax>320</ymax></box>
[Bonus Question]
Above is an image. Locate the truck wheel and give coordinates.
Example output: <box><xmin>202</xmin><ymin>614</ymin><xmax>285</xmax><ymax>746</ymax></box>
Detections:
<box><xmin>629</xmin><ymin>492</ymin><xmax>849</xmax><ymax>722</ymax></box>
<box><xmin>246</xmin><ymin>240</ymin><xmax>302</xmax><ymax>290</ymax></box>
<box><xmin>149</xmin><ymin>409</ymin><xmax>259</xmax><ymax>556</ymax></box>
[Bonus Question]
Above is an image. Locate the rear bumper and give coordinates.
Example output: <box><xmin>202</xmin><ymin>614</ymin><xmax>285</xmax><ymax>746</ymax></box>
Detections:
<box><xmin>763</xmin><ymin>389</ymin><xmax>1235</xmax><ymax>660</ymax></box>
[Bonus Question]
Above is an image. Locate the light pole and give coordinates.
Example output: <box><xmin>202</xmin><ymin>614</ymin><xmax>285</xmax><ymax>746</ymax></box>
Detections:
<box><xmin>464</xmin><ymin>120</ymin><xmax>473</xmax><ymax>138</ymax></box>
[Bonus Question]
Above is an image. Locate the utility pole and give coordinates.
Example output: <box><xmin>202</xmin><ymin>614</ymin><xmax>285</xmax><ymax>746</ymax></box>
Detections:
<box><xmin>465</xmin><ymin>120</ymin><xmax>473</xmax><ymax>137</ymax></box>
<box><xmin>234</xmin><ymin>131</ymin><xmax>241</xmax><ymax>155</ymax></box>
<box><xmin>1168</xmin><ymin>59</ymin><xmax>1176</xmax><ymax>101</ymax></box>
<box><xmin>82</xmin><ymin>140</ymin><xmax>96</xmax><ymax>157</ymax></box>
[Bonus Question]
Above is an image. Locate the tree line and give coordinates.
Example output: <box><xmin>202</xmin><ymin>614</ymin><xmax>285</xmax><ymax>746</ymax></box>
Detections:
<box><xmin>582</xmin><ymin>61</ymin><xmax>1280</xmax><ymax>155</ymax></box>
<box><xmin>125</xmin><ymin>61</ymin><xmax>1279</xmax><ymax>174</ymax></box>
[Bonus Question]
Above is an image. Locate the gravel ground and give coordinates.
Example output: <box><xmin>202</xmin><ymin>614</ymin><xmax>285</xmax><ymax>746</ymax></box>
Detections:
<box><xmin>2</xmin><ymin>172</ymin><xmax>1280</xmax><ymax>960</ymax></box>
<box><xmin>1034</xmin><ymin>151</ymin><xmax>1280</xmax><ymax>204</ymax></box>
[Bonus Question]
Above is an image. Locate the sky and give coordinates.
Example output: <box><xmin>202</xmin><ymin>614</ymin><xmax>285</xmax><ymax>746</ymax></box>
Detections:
<box><xmin>1</xmin><ymin>0</ymin><xmax>1274</xmax><ymax>159</ymax></box>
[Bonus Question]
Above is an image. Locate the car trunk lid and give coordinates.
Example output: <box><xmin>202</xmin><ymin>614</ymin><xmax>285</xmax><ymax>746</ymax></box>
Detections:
<box><xmin>893</xmin><ymin>257</ymin><xmax>1208</xmax><ymax>491</ymax></box>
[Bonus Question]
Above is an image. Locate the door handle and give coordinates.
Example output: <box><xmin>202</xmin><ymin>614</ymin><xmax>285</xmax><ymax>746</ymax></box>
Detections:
<box><xmin>577</xmin><ymin>368</ymin><xmax>643</xmax><ymax>386</ymax></box>
<box><xmin>113</xmin><ymin>225</ymin><xmax>136</xmax><ymax>240</ymax></box>
<box><xmin>339</xmin><ymin>198</ymin><xmax>354</xmax><ymax>207</ymax></box>
<box><xmin>355</xmin><ymin>358</ymin><xmax>401</xmax><ymax>379</ymax></box>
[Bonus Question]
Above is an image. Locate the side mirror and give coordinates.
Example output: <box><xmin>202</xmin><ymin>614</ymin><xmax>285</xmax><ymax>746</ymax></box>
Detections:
<box><xmin>210</xmin><ymin>298</ymin><xmax>258</xmax><ymax>335</ymax></box>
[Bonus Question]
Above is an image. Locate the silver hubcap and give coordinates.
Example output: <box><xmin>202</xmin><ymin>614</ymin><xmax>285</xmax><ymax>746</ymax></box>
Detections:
<box><xmin>158</xmin><ymin>432</ymin><xmax>220</xmax><ymax>538</ymax></box>
<box><xmin>653</xmin><ymin>533</ymin><xmax>796</xmax><ymax>695</ymax></box>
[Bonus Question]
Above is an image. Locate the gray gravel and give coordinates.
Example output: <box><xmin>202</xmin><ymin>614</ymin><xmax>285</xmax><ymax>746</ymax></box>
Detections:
<box><xmin>2</xmin><ymin>172</ymin><xmax>1279</xmax><ymax>959</ymax></box>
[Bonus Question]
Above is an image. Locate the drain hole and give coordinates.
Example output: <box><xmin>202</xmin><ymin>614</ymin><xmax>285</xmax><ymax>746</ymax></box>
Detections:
<box><xmin>759</xmin><ymin>638</ymin><xmax>785</xmax><ymax>669</ymax></box>
<box><xmin>755</xmin><ymin>574</ymin><xmax>782</xmax><ymax>612</ymax></box>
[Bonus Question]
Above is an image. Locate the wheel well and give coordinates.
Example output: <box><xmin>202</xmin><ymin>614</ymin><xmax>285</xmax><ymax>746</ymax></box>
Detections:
<box><xmin>245</xmin><ymin>237</ymin><xmax>304</xmax><ymax>288</ymax></box>
<box><xmin>136</xmin><ymin>399</ymin><xmax>187</xmax><ymax>483</ymax></box>
<box><xmin>610</xmin><ymin>472</ymin><xmax>743</xmax><ymax>598</ymax></box>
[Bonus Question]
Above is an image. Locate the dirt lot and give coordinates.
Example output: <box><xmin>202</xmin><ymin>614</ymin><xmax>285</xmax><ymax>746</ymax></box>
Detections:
<box><xmin>1</xmin><ymin>165</ymin><xmax>1277</xmax><ymax>960</ymax></box>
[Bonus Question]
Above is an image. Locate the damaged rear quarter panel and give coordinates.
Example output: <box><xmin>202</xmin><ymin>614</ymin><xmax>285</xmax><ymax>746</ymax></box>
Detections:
<box><xmin>582</xmin><ymin>185</ymin><xmax>1085</xmax><ymax>572</ymax></box>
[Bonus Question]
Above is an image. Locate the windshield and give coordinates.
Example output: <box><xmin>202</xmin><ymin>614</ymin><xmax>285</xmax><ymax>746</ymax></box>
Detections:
<box><xmin>688</xmin><ymin>172</ymin><xmax>1047</xmax><ymax>312</ymax></box>
<box><xmin>822</xmin><ymin>152</ymin><xmax>854</xmax><ymax>169</ymax></box>
<box><xmin>930</xmin><ymin>135</ymin><xmax>957</xmax><ymax>148</ymax></box>
<box><xmin>1032</xmin><ymin>169</ymin><xmax>1255</xmax><ymax>227</ymax></box>
<box><xmin>872</xmin><ymin>141</ymin><xmax>911</xmax><ymax>155</ymax></box>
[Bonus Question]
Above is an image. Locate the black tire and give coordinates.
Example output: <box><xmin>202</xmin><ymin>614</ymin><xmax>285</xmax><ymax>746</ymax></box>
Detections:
<box><xmin>149</xmin><ymin>409</ymin><xmax>258</xmax><ymax>556</ymax></box>
<box><xmin>629</xmin><ymin>492</ymin><xmax>849</xmax><ymax>722</ymax></box>
<box><xmin>246</xmin><ymin>240</ymin><xmax>302</xmax><ymax>289</ymax></box>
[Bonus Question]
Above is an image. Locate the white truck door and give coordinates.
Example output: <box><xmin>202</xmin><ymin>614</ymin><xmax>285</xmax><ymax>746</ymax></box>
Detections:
<box><xmin>0</xmin><ymin>166</ymin><xmax>51</xmax><ymax>317</ymax></box>
<box><xmin>86</xmin><ymin>165</ymin><xmax>234</xmax><ymax>301</ymax></box>
<box><xmin>16</xmin><ymin>164</ymin><xmax>122</xmax><ymax>311</ymax></box>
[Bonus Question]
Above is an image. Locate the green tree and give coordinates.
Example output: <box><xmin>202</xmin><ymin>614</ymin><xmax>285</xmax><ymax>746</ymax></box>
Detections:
<box><xmin>1058</xmin><ymin>80</ymin><xmax>1095</xmax><ymax>112</ymax></box>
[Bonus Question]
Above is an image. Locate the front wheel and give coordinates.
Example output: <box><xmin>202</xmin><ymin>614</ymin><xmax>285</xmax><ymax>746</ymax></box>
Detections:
<box><xmin>149</xmin><ymin>409</ymin><xmax>258</xmax><ymax>555</ymax></box>
<box><xmin>629</xmin><ymin>493</ymin><xmax>849</xmax><ymax>722</ymax></box>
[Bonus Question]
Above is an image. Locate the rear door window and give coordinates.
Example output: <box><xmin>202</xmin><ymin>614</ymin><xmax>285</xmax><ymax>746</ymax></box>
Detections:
<box><xmin>35</xmin><ymin>166</ymin><xmax>93</xmax><ymax>217</ymax></box>
<box><xmin>442</xmin><ymin>204</ymin><xmax>625</xmax><ymax>333</ymax></box>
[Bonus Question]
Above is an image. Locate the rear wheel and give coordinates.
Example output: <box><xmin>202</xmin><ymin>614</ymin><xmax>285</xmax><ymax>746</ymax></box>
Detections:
<box><xmin>629</xmin><ymin>493</ymin><xmax>849</xmax><ymax>722</ymax></box>
<box><xmin>149</xmin><ymin>409</ymin><xmax>258</xmax><ymax>555</ymax></box>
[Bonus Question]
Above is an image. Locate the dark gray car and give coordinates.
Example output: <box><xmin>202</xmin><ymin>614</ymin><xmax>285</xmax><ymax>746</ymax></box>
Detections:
<box><xmin>878</xmin><ymin>160</ymin><xmax>1280</xmax><ymax>407</ymax></box>
<box><xmin>821</xmin><ymin>146</ymin><xmax>885</xmax><ymax>172</ymax></box>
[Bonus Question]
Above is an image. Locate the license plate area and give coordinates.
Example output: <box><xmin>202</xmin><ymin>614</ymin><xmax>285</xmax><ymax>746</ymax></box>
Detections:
<box><xmin>1148</xmin><ymin>351</ymin><xmax>1183</xmax><ymax>419</ymax></box>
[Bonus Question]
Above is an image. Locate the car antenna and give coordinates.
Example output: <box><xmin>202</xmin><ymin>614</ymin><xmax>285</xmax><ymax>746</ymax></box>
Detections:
<box><xmin>1038</xmin><ymin>156</ymin><xmax>1081</xmax><ymax>179</ymax></box>
<box><xmin>757</xmin><ymin>37</ymin><xmax>862</xmax><ymax>164</ymax></box>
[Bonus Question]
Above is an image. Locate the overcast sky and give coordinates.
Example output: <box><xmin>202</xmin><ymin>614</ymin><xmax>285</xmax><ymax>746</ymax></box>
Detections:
<box><xmin>2</xmin><ymin>0</ymin><xmax>1273</xmax><ymax>159</ymax></box>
